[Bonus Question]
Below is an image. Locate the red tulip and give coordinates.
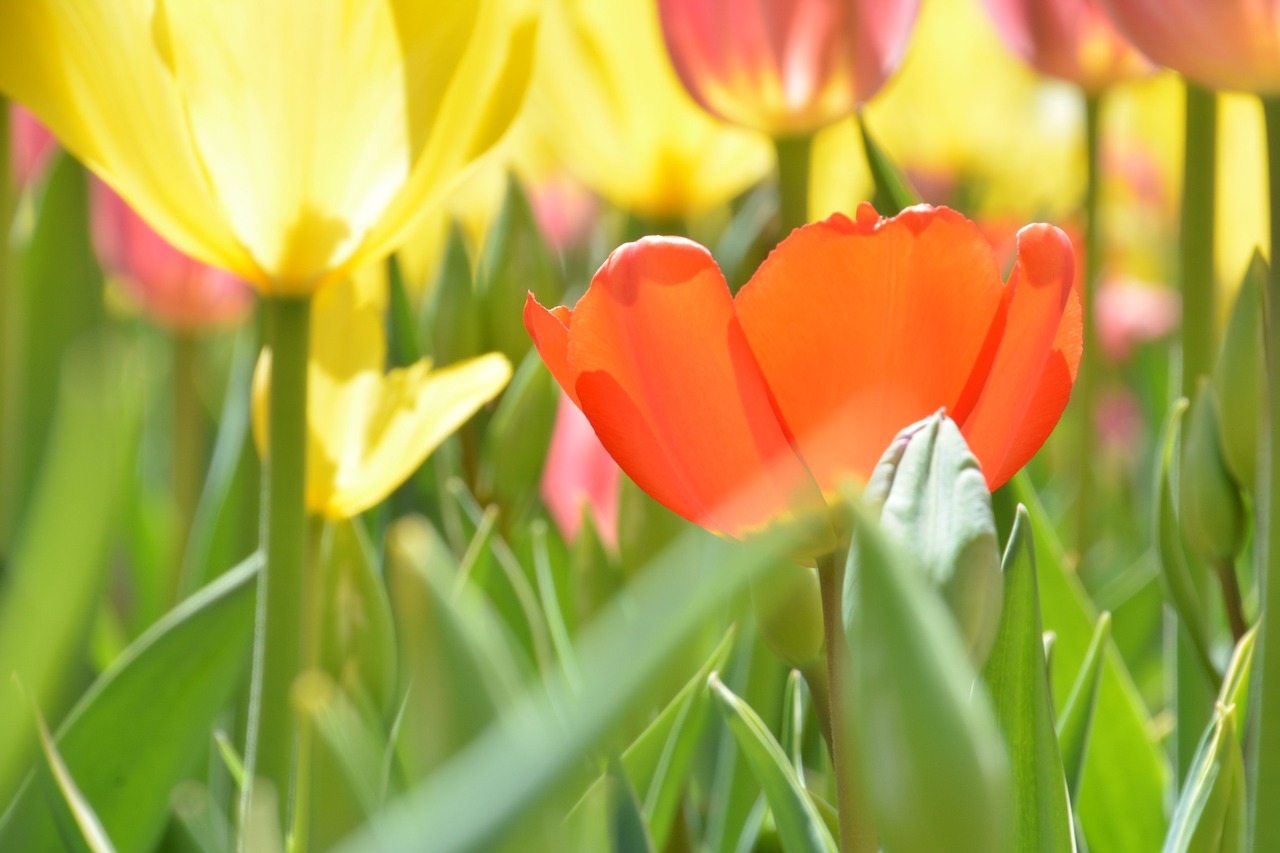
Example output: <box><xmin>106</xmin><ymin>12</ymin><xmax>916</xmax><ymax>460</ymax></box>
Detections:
<box><xmin>91</xmin><ymin>179</ymin><xmax>252</xmax><ymax>333</ymax></box>
<box><xmin>541</xmin><ymin>392</ymin><xmax>621</xmax><ymax>548</ymax></box>
<box><xmin>983</xmin><ymin>0</ymin><xmax>1151</xmax><ymax>92</ymax></box>
<box><xmin>657</xmin><ymin>0</ymin><xmax>920</xmax><ymax>137</ymax></box>
<box><xmin>525</xmin><ymin>204</ymin><xmax>1080</xmax><ymax>545</ymax></box>
<box><xmin>1100</xmin><ymin>0</ymin><xmax>1280</xmax><ymax>93</ymax></box>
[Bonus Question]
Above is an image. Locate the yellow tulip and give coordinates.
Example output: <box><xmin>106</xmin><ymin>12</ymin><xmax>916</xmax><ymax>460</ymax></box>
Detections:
<box><xmin>524</xmin><ymin>0</ymin><xmax>772</xmax><ymax>220</ymax></box>
<box><xmin>0</xmin><ymin>0</ymin><xmax>537</xmax><ymax>295</ymax></box>
<box><xmin>253</xmin><ymin>265</ymin><xmax>511</xmax><ymax>519</ymax></box>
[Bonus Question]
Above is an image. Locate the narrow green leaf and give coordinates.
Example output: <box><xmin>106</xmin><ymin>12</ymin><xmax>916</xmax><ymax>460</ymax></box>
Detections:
<box><xmin>606</xmin><ymin>755</ymin><xmax>655</xmax><ymax>853</ymax></box>
<box><xmin>1179</xmin><ymin>382</ymin><xmax>1245</xmax><ymax>564</ymax></box>
<box><xmin>0</xmin><ymin>336</ymin><xmax>147</xmax><ymax>803</ymax></box>
<box><xmin>386</xmin><ymin>253</ymin><xmax>423</xmax><ymax>368</ymax></box>
<box><xmin>981</xmin><ymin>506</ymin><xmax>1074</xmax><ymax>853</ymax></box>
<box><xmin>214</xmin><ymin>731</ymin><xmax>246</xmax><ymax>791</ymax></box>
<box><xmin>1154</xmin><ymin>399</ymin><xmax>1220</xmax><ymax>685</ymax></box>
<box><xmin>0</xmin><ymin>555</ymin><xmax>258</xmax><ymax>852</ymax></box>
<box><xmin>425</xmin><ymin>221</ymin><xmax>481</xmax><ymax>366</ymax></box>
<box><xmin>532</xmin><ymin>521</ymin><xmax>582</xmax><ymax>694</ymax></box>
<box><xmin>477</xmin><ymin>349</ymin><xmax>558</xmax><ymax>512</ymax></box>
<box><xmin>23</xmin><ymin>688</ymin><xmax>117</xmax><ymax>853</ymax></box>
<box><xmin>1010</xmin><ymin>473</ymin><xmax>1169</xmax><ymax>851</ymax></box>
<box><xmin>857</xmin><ymin>112</ymin><xmax>922</xmax><ymax>214</ymax></box>
<box><xmin>1056</xmin><ymin>612</ymin><xmax>1111</xmax><ymax>800</ymax></box>
<box><xmin>708</xmin><ymin>674</ymin><xmax>837</xmax><ymax>853</ymax></box>
<box><xmin>845</xmin><ymin>497</ymin><xmax>1011</xmax><ymax>853</ymax></box>
<box><xmin>780</xmin><ymin>670</ymin><xmax>807</xmax><ymax>781</ymax></box>
<box><xmin>1211</xmin><ymin>249</ymin><xmax>1265</xmax><ymax>491</ymax></box>
<box><xmin>1162</xmin><ymin>707</ymin><xmax>1246</xmax><ymax>853</ymax></box>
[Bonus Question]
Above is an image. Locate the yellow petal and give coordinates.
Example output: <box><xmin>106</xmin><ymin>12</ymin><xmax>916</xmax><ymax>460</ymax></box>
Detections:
<box><xmin>0</xmin><ymin>0</ymin><xmax>257</xmax><ymax>280</ymax></box>
<box><xmin>524</xmin><ymin>0</ymin><xmax>772</xmax><ymax>219</ymax></box>
<box><xmin>319</xmin><ymin>353</ymin><xmax>512</xmax><ymax>519</ymax></box>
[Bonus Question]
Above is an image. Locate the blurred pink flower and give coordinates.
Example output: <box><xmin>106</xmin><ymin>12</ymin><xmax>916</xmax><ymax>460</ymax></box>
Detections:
<box><xmin>542</xmin><ymin>392</ymin><xmax>620</xmax><ymax>549</ymax></box>
<box><xmin>527</xmin><ymin>174</ymin><xmax>598</xmax><ymax>254</ymax></box>
<box><xmin>1095</xmin><ymin>387</ymin><xmax>1144</xmax><ymax>453</ymax></box>
<box><xmin>9</xmin><ymin>103</ymin><xmax>56</xmax><ymax>186</ymax></box>
<box><xmin>91</xmin><ymin>178</ymin><xmax>253</xmax><ymax>333</ymax></box>
<box><xmin>657</xmin><ymin>0</ymin><xmax>920</xmax><ymax>137</ymax></box>
<box><xmin>983</xmin><ymin>0</ymin><xmax>1151</xmax><ymax>92</ymax></box>
<box><xmin>1095</xmin><ymin>277</ymin><xmax>1179</xmax><ymax>362</ymax></box>
<box><xmin>1101</xmin><ymin>0</ymin><xmax>1280</xmax><ymax>93</ymax></box>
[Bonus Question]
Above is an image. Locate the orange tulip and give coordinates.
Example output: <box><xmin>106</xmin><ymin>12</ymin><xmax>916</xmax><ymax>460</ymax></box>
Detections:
<box><xmin>525</xmin><ymin>204</ymin><xmax>1080</xmax><ymax>546</ymax></box>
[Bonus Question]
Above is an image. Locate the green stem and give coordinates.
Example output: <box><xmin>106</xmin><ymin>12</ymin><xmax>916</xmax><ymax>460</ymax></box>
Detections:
<box><xmin>1215</xmin><ymin>559</ymin><xmax>1247</xmax><ymax>644</ymax></box>
<box><xmin>289</xmin><ymin>519</ymin><xmax>328</xmax><ymax>853</ymax></box>
<box><xmin>1180</xmin><ymin>85</ymin><xmax>1219</xmax><ymax>396</ymax></box>
<box><xmin>1075</xmin><ymin>93</ymin><xmax>1103</xmax><ymax>570</ymax></box>
<box><xmin>241</xmin><ymin>295</ymin><xmax>311</xmax><ymax>838</ymax></box>
<box><xmin>1175</xmin><ymin>84</ymin><xmax>1219</xmax><ymax>786</ymax></box>
<box><xmin>817</xmin><ymin>550</ymin><xmax>875</xmax><ymax>853</ymax></box>
<box><xmin>171</xmin><ymin>333</ymin><xmax>203</xmax><ymax>604</ymax></box>
<box><xmin>1250</xmin><ymin>94</ymin><xmax>1280</xmax><ymax>852</ymax></box>
<box><xmin>775</xmin><ymin>135</ymin><xmax>812</xmax><ymax>235</ymax></box>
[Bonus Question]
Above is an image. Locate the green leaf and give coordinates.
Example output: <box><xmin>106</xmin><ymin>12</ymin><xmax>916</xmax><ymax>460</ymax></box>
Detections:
<box><xmin>24</xmin><ymin>689</ymin><xmax>117</xmax><ymax>853</ymax></box>
<box><xmin>1056</xmin><ymin>612</ymin><xmax>1111</xmax><ymax>800</ymax></box>
<box><xmin>1162</xmin><ymin>708</ymin><xmax>1245</xmax><ymax>853</ymax></box>
<box><xmin>606</xmin><ymin>755</ymin><xmax>655</xmax><ymax>853</ymax></box>
<box><xmin>0</xmin><ymin>555</ymin><xmax>259</xmax><ymax>852</ymax></box>
<box><xmin>477</xmin><ymin>173</ymin><xmax>564</xmax><ymax>365</ymax></box>
<box><xmin>425</xmin><ymin>221</ymin><xmax>481</xmax><ymax>367</ymax></box>
<box><xmin>1179</xmin><ymin>381</ymin><xmax>1245</xmax><ymax>564</ymax></box>
<box><xmin>319</xmin><ymin>519</ymin><xmax>398</xmax><ymax>714</ymax></box>
<box><xmin>857</xmin><ymin>112</ymin><xmax>921</xmax><ymax>214</ymax></box>
<box><xmin>0</xmin><ymin>336</ymin><xmax>147</xmax><ymax>804</ymax></box>
<box><xmin>476</xmin><ymin>349</ymin><xmax>558</xmax><ymax>514</ymax></box>
<box><xmin>864</xmin><ymin>411</ymin><xmax>1003</xmax><ymax>664</ymax></box>
<box><xmin>1154</xmin><ymin>400</ymin><xmax>1219</xmax><ymax>684</ymax></box>
<box><xmin>1211</xmin><ymin>249</ymin><xmax>1265</xmax><ymax>491</ymax></box>
<box><xmin>844</xmin><ymin>498</ymin><xmax>1011</xmax><ymax>853</ymax></box>
<box><xmin>981</xmin><ymin>506</ymin><xmax>1074</xmax><ymax>853</ymax></box>
<box><xmin>386</xmin><ymin>253</ymin><xmax>423</xmax><ymax>368</ymax></box>
<box><xmin>333</xmin><ymin>521</ymin><xmax>803</xmax><ymax>853</ymax></box>
<box><xmin>708</xmin><ymin>674</ymin><xmax>837</xmax><ymax>853</ymax></box>
<box><xmin>1009</xmin><ymin>473</ymin><xmax>1169</xmax><ymax>852</ymax></box>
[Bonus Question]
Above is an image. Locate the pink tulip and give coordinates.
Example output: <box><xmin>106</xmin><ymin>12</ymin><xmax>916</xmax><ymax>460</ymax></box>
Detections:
<box><xmin>983</xmin><ymin>0</ymin><xmax>1151</xmax><ymax>91</ymax></box>
<box><xmin>9</xmin><ymin>103</ymin><xmax>56</xmax><ymax>186</ymax></box>
<box><xmin>657</xmin><ymin>0</ymin><xmax>920</xmax><ymax>137</ymax></box>
<box><xmin>527</xmin><ymin>173</ymin><xmax>598</xmax><ymax>254</ymax></box>
<box><xmin>1095</xmin><ymin>277</ymin><xmax>1179</xmax><ymax>363</ymax></box>
<box><xmin>1100</xmin><ymin>0</ymin><xmax>1280</xmax><ymax>93</ymax></box>
<box><xmin>91</xmin><ymin>179</ymin><xmax>253</xmax><ymax>333</ymax></box>
<box><xmin>541</xmin><ymin>392</ymin><xmax>621</xmax><ymax>549</ymax></box>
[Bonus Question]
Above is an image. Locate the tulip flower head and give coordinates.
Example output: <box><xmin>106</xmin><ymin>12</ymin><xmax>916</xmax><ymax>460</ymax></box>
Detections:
<box><xmin>982</xmin><ymin>0</ymin><xmax>1151</xmax><ymax>92</ymax></box>
<box><xmin>526</xmin><ymin>204</ymin><xmax>1080</xmax><ymax>548</ymax></box>
<box><xmin>658</xmin><ymin>0</ymin><xmax>921</xmax><ymax>137</ymax></box>
<box><xmin>0</xmin><ymin>1</ymin><xmax>537</xmax><ymax>294</ymax></box>
<box><xmin>91</xmin><ymin>179</ymin><xmax>253</xmax><ymax>333</ymax></box>
<box><xmin>1101</xmin><ymin>0</ymin><xmax>1280</xmax><ymax>93</ymax></box>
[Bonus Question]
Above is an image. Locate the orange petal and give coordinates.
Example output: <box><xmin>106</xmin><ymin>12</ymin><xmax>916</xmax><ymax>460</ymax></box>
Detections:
<box><xmin>524</xmin><ymin>295</ymin><xmax>579</xmax><ymax>406</ymax></box>
<box><xmin>959</xmin><ymin>223</ymin><xmax>1077</xmax><ymax>488</ymax></box>
<box><xmin>735</xmin><ymin>205</ymin><xmax>1005</xmax><ymax>493</ymax></box>
<box><xmin>566</xmin><ymin>236</ymin><xmax>824</xmax><ymax>538</ymax></box>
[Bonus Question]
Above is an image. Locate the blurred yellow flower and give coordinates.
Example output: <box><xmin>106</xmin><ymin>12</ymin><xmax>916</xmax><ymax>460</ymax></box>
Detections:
<box><xmin>0</xmin><ymin>0</ymin><xmax>536</xmax><ymax>295</ymax></box>
<box><xmin>253</xmin><ymin>267</ymin><xmax>511</xmax><ymax>519</ymax></box>
<box><xmin>523</xmin><ymin>0</ymin><xmax>773</xmax><ymax>219</ymax></box>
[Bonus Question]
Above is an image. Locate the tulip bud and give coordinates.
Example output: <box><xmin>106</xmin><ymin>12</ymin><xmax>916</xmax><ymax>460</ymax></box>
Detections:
<box><xmin>1180</xmin><ymin>380</ymin><xmax>1246</xmax><ymax>565</ymax></box>
<box><xmin>1211</xmin><ymin>250</ymin><xmax>1266</xmax><ymax>492</ymax></box>
<box><xmin>862</xmin><ymin>410</ymin><xmax>1004</xmax><ymax>666</ymax></box>
<box><xmin>750</xmin><ymin>563</ymin><xmax>825</xmax><ymax>670</ymax></box>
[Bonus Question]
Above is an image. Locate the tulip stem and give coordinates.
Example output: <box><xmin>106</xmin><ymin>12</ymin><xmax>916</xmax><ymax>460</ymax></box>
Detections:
<box><xmin>817</xmin><ymin>549</ymin><xmax>875</xmax><ymax>853</ymax></box>
<box><xmin>171</xmin><ymin>332</ymin><xmax>203</xmax><ymax>604</ymax></box>
<box><xmin>242</xmin><ymin>295</ymin><xmax>312</xmax><ymax>841</ymax></box>
<box><xmin>1215</xmin><ymin>559</ymin><xmax>1247</xmax><ymax>645</ymax></box>
<box><xmin>775</xmin><ymin>135</ymin><xmax>811</xmax><ymax>234</ymax></box>
<box><xmin>1250</xmin><ymin>94</ymin><xmax>1280</xmax><ymax>852</ymax></box>
<box><xmin>1075</xmin><ymin>93</ymin><xmax>1103</xmax><ymax>570</ymax></box>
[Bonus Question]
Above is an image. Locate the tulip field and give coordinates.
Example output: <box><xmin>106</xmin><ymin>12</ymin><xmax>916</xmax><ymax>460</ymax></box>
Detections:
<box><xmin>3</xmin><ymin>0</ymin><xmax>1280</xmax><ymax>851</ymax></box>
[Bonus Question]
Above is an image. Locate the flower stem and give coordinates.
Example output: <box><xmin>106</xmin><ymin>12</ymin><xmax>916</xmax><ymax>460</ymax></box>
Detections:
<box><xmin>1215</xmin><ymin>559</ymin><xmax>1247</xmax><ymax>645</ymax></box>
<box><xmin>775</xmin><ymin>135</ymin><xmax>811</xmax><ymax>235</ymax></box>
<box><xmin>241</xmin><ymin>295</ymin><xmax>311</xmax><ymax>838</ymax></box>
<box><xmin>817</xmin><ymin>549</ymin><xmax>875</xmax><ymax>853</ymax></box>
<box><xmin>1249</xmin><ymin>93</ymin><xmax>1280</xmax><ymax>852</ymax></box>
<box><xmin>170</xmin><ymin>332</ymin><xmax>203</xmax><ymax>604</ymax></box>
<box><xmin>1075</xmin><ymin>93</ymin><xmax>1103</xmax><ymax>570</ymax></box>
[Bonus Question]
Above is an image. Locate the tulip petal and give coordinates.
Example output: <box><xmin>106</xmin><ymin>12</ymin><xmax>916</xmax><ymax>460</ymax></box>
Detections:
<box><xmin>564</xmin><ymin>238</ymin><xmax>825</xmax><ymax>540</ymax></box>
<box><xmin>164</xmin><ymin>0</ymin><xmax>443</xmax><ymax>290</ymax></box>
<box><xmin>735</xmin><ymin>205</ymin><xmax>1005</xmax><ymax>493</ymax></box>
<box><xmin>524</xmin><ymin>296</ymin><xmax>578</xmax><ymax>407</ymax></box>
<box><xmin>959</xmin><ymin>224</ymin><xmax>1077</xmax><ymax>489</ymax></box>
<box><xmin>0</xmin><ymin>0</ymin><xmax>255</xmax><ymax>279</ymax></box>
<box><xmin>322</xmin><ymin>353</ymin><xmax>512</xmax><ymax>519</ymax></box>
